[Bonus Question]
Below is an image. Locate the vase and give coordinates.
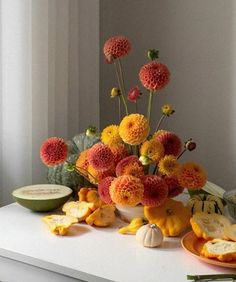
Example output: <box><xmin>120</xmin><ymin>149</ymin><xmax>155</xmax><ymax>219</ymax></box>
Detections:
<box><xmin>116</xmin><ymin>204</ymin><xmax>145</xmax><ymax>222</ymax></box>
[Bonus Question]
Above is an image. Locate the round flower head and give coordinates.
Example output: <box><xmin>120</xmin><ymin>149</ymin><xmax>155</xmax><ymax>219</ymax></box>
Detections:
<box><xmin>98</xmin><ymin>176</ymin><xmax>115</xmax><ymax>204</ymax></box>
<box><xmin>116</xmin><ymin>155</ymin><xmax>144</xmax><ymax>178</ymax></box>
<box><xmin>76</xmin><ymin>149</ymin><xmax>89</xmax><ymax>176</ymax></box>
<box><xmin>141</xmin><ymin>175</ymin><xmax>168</xmax><ymax>207</ymax></box>
<box><xmin>140</xmin><ymin>139</ymin><xmax>164</xmax><ymax>164</ymax></box>
<box><xmin>101</xmin><ymin>125</ymin><xmax>122</xmax><ymax>146</ymax></box>
<box><xmin>87</xmin><ymin>165</ymin><xmax>114</xmax><ymax>185</ymax></box>
<box><xmin>177</xmin><ymin>162</ymin><xmax>207</xmax><ymax>190</ymax></box>
<box><xmin>139</xmin><ymin>61</ymin><xmax>170</xmax><ymax>91</ymax></box>
<box><xmin>110</xmin><ymin>144</ymin><xmax>128</xmax><ymax>166</ymax></box>
<box><xmin>119</xmin><ymin>114</ymin><xmax>150</xmax><ymax>145</ymax></box>
<box><xmin>127</xmin><ymin>86</ymin><xmax>141</xmax><ymax>102</ymax></box>
<box><xmin>164</xmin><ymin>175</ymin><xmax>184</xmax><ymax>198</ymax></box>
<box><xmin>158</xmin><ymin>155</ymin><xmax>180</xmax><ymax>177</ymax></box>
<box><xmin>110</xmin><ymin>175</ymin><xmax>144</xmax><ymax>206</ymax></box>
<box><xmin>87</xmin><ymin>143</ymin><xmax>114</xmax><ymax>171</ymax></box>
<box><xmin>40</xmin><ymin>137</ymin><xmax>68</xmax><ymax>166</ymax></box>
<box><xmin>103</xmin><ymin>35</ymin><xmax>131</xmax><ymax>60</ymax></box>
<box><xmin>161</xmin><ymin>104</ymin><xmax>175</xmax><ymax>116</ymax></box>
<box><xmin>154</xmin><ymin>131</ymin><xmax>182</xmax><ymax>157</ymax></box>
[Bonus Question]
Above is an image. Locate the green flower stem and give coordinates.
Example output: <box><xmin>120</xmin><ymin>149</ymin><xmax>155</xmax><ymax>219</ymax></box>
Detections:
<box><xmin>153</xmin><ymin>164</ymin><xmax>158</xmax><ymax>175</ymax></box>
<box><xmin>177</xmin><ymin>148</ymin><xmax>187</xmax><ymax>160</ymax></box>
<box><xmin>155</xmin><ymin>114</ymin><xmax>166</xmax><ymax>132</ymax></box>
<box><xmin>187</xmin><ymin>274</ymin><xmax>236</xmax><ymax>281</ymax></box>
<box><xmin>147</xmin><ymin>91</ymin><xmax>154</xmax><ymax>124</ymax></box>
<box><xmin>135</xmin><ymin>101</ymin><xmax>138</xmax><ymax>113</ymax></box>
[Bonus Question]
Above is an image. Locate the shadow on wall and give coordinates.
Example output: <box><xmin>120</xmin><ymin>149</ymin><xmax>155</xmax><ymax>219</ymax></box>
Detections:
<box><xmin>100</xmin><ymin>0</ymin><xmax>236</xmax><ymax>190</ymax></box>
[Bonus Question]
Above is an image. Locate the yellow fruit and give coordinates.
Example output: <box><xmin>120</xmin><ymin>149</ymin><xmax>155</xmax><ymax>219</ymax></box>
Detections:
<box><xmin>119</xmin><ymin>218</ymin><xmax>144</xmax><ymax>235</ymax></box>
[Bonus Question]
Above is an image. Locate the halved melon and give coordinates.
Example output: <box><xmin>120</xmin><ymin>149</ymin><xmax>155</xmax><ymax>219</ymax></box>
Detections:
<box><xmin>12</xmin><ymin>184</ymin><xmax>72</xmax><ymax>212</ymax></box>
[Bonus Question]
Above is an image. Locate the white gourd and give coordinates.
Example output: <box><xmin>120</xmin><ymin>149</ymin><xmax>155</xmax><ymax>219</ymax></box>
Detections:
<box><xmin>136</xmin><ymin>224</ymin><xmax>163</xmax><ymax>248</ymax></box>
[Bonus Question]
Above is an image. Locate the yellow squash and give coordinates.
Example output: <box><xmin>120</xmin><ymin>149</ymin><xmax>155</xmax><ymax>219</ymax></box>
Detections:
<box><xmin>119</xmin><ymin>218</ymin><xmax>144</xmax><ymax>235</ymax></box>
<box><xmin>144</xmin><ymin>199</ymin><xmax>191</xmax><ymax>237</ymax></box>
<box><xmin>42</xmin><ymin>215</ymin><xmax>78</xmax><ymax>235</ymax></box>
<box><xmin>86</xmin><ymin>205</ymin><xmax>116</xmax><ymax>227</ymax></box>
<box><xmin>78</xmin><ymin>187</ymin><xmax>103</xmax><ymax>209</ymax></box>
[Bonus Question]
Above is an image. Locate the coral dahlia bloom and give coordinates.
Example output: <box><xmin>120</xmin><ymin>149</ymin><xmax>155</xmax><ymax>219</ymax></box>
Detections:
<box><xmin>141</xmin><ymin>175</ymin><xmax>168</xmax><ymax>207</ymax></box>
<box><xmin>154</xmin><ymin>131</ymin><xmax>182</xmax><ymax>157</ymax></box>
<box><xmin>98</xmin><ymin>176</ymin><xmax>115</xmax><ymax>204</ymax></box>
<box><xmin>87</xmin><ymin>165</ymin><xmax>114</xmax><ymax>185</ymax></box>
<box><xmin>76</xmin><ymin>149</ymin><xmax>89</xmax><ymax>177</ymax></box>
<box><xmin>119</xmin><ymin>114</ymin><xmax>150</xmax><ymax>145</ymax></box>
<box><xmin>139</xmin><ymin>61</ymin><xmax>170</xmax><ymax>91</ymax></box>
<box><xmin>87</xmin><ymin>143</ymin><xmax>114</xmax><ymax>171</ymax></box>
<box><xmin>116</xmin><ymin>155</ymin><xmax>144</xmax><ymax>178</ymax></box>
<box><xmin>140</xmin><ymin>139</ymin><xmax>164</xmax><ymax>163</ymax></box>
<box><xmin>103</xmin><ymin>35</ymin><xmax>131</xmax><ymax>60</ymax></box>
<box><xmin>177</xmin><ymin>162</ymin><xmax>207</xmax><ymax>190</ymax></box>
<box><xmin>110</xmin><ymin>175</ymin><xmax>144</xmax><ymax>206</ymax></box>
<box><xmin>40</xmin><ymin>137</ymin><xmax>68</xmax><ymax>166</ymax></box>
<box><xmin>110</xmin><ymin>144</ymin><xmax>128</xmax><ymax>166</ymax></box>
<box><xmin>101</xmin><ymin>125</ymin><xmax>122</xmax><ymax>146</ymax></box>
<box><xmin>158</xmin><ymin>155</ymin><xmax>180</xmax><ymax>177</ymax></box>
<box><xmin>164</xmin><ymin>175</ymin><xmax>184</xmax><ymax>198</ymax></box>
<box><xmin>127</xmin><ymin>86</ymin><xmax>141</xmax><ymax>102</ymax></box>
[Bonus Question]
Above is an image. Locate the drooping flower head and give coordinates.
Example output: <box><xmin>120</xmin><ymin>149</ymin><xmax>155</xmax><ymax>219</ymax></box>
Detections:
<box><xmin>103</xmin><ymin>35</ymin><xmax>131</xmax><ymax>61</ymax></box>
<box><xmin>164</xmin><ymin>175</ymin><xmax>184</xmax><ymax>198</ymax></box>
<box><xmin>127</xmin><ymin>86</ymin><xmax>141</xmax><ymax>102</ymax></box>
<box><xmin>101</xmin><ymin>125</ymin><xmax>122</xmax><ymax>146</ymax></box>
<box><xmin>139</xmin><ymin>61</ymin><xmax>170</xmax><ymax>91</ymax></box>
<box><xmin>158</xmin><ymin>155</ymin><xmax>180</xmax><ymax>177</ymax></box>
<box><xmin>87</xmin><ymin>143</ymin><xmax>114</xmax><ymax>171</ymax></box>
<box><xmin>98</xmin><ymin>176</ymin><xmax>115</xmax><ymax>204</ymax></box>
<box><xmin>110</xmin><ymin>175</ymin><xmax>144</xmax><ymax>206</ymax></box>
<box><xmin>140</xmin><ymin>139</ymin><xmax>164</xmax><ymax>164</ymax></box>
<box><xmin>40</xmin><ymin>137</ymin><xmax>68</xmax><ymax>166</ymax></box>
<box><xmin>119</xmin><ymin>114</ymin><xmax>150</xmax><ymax>145</ymax></box>
<box><xmin>109</xmin><ymin>144</ymin><xmax>129</xmax><ymax>166</ymax></box>
<box><xmin>177</xmin><ymin>162</ymin><xmax>207</xmax><ymax>190</ymax></box>
<box><xmin>87</xmin><ymin>165</ymin><xmax>114</xmax><ymax>185</ymax></box>
<box><xmin>116</xmin><ymin>155</ymin><xmax>144</xmax><ymax>178</ymax></box>
<box><xmin>154</xmin><ymin>131</ymin><xmax>182</xmax><ymax>157</ymax></box>
<box><xmin>141</xmin><ymin>175</ymin><xmax>168</xmax><ymax>207</ymax></box>
<box><xmin>76</xmin><ymin>149</ymin><xmax>89</xmax><ymax>177</ymax></box>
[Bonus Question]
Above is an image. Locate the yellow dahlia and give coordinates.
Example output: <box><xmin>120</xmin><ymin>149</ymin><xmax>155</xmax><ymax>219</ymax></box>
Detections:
<box><xmin>75</xmin><ymin>150</ymin><xmax>89</xmax><ymax>176</ymax></box>
<box><xmin>161</xmin><ymin>104</ymin><xmax>174</xmax><ymax>116</ymax></box>
<box><xmin>101</xmin><ymin>125</ymin><xmax>122</xmax><ymax>146</ymax></box>
<box><xmin>158</xmin><ymin>155</ymin><xmax>180</xmax><ymax>177</ymax></box>
<box><xmin>177</xmin><ymin>162</ymin><xmax>207</xmax><ymax>190</ymax></box>
<box><xmin>119</xmin><ymin>114</ymin><xmax>150</xmax><ymax>145</ymax></box>
<box><xmin>110</xmin><ymin>175</ymin><xmax>144</xmax><ymax>206</ymax></box>
<box><xmin>140</xmin><ymin>139</ymin><xmax>164</xmax><ymax>163</ymax></box>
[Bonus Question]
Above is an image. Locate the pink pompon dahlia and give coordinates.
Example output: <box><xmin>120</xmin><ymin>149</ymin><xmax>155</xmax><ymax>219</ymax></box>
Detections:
<box><xmin>110</xmin><ymin>144</ymin><xmax>129</xmax><ymax>166</ymax></box>
<box><xmin>139</xmin><ymin>61</ymin><xmax>170</xmax><ymax>91</ymax></box>
<box><xmin>116</xmin><ymin>155</ymin><xmax>144</xmax><ymax>178</ymax></box>
<box><xmin>40</xmin><ymin>137</ymin><xmax>68</xmax><ymax>166</ymax></box>
<box><xmin>103</xmin><ymin>35</ymin><xmax>131</xmax><ymax>61</ymax></box>
<box><xmin>98</xmin><ymin>176</ymin><xmax>115</xmax><ymax>204</ymax></box>
<box><xmin>154</xmin><ymin>131</ymin><xmax>182</xmax><ymax>157</ymax></box>
<box><xmin>87</xmin><ymin>143</ymin><xmax>114</xmax><ymax>171</ymax></box>
<box><xmin>164</xmin><ymin>175</ymin><xmax>184</xmax><ymax>198</ymax></box>
<box><xmin>141</xmin><ymin>175</ymin><xmax>168</xmax><ymax>207</ymax></box>
<box><xmin>127</xmin><ymin>86</ymin><xmax>141</xmax><ymax>102</ymax></box>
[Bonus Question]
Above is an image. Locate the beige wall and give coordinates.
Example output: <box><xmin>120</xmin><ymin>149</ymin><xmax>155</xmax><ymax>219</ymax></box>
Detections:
<box><xmin>100</xmin><ymin>0</ymin><xmax>236</xmax><ymax>190</ymax></box>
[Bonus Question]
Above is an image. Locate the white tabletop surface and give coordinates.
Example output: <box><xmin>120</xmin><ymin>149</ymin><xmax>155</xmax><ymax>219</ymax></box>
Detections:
<box><xmin>0</xmin><ymin>203</ymin><xmax>235</xmax><ymax>282</ymax></box>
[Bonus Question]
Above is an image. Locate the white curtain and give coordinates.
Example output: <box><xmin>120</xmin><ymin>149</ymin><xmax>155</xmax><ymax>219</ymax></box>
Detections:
<box><xmin>0</xmin><ymin>0</ymin><xmax>100</xmax><ymax>205</ymax></box>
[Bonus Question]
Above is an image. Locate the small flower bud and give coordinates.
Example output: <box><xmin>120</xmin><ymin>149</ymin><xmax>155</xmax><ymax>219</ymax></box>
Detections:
<box><xmin>185</xmin><ymin>138</ymin><xmax>196</xmax><ymax>151</ymax></box>
<box><xmin>65</xmin><ymin>162</ymin><xmax>75</xmax><ymax>172</ymax></box>
<box><xmin>147</xmin><ymin>49</ymin><xmax>159</xmax><ymax>61</ymax></box>
<box><xmin>161</xmin><ymin>104</ymin><xmax>175</xmax><ymax>116</ymax></box>
<box><xmin>86</xmin><ymin>126</ymin><xmax>97</xmax><ymax>137</ymax></box>
<box><xmin>105</xmin><ymin>54</ymin><xmax>114</xmax><ymax>64</ymax></box>
<box><xmin>110</xmin><ymin>87</ymin><xmax>120</xmax><ymax>98</ymax></box>
<box><xmin>127</xmin><ymin>86</ymin><xmax>141</xmax><ymax>102</ymax></box>
<box><xmin>139</xmin><ymin>155</ymin><xmax>152</xmax><ymax>166</ymax></box>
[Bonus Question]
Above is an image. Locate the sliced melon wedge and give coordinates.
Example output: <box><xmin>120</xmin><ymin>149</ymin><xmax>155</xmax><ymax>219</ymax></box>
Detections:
<box><xmin>12</xmin><ymin>184</ymin><xmax>72</xmax><ymax>212</ymax></box>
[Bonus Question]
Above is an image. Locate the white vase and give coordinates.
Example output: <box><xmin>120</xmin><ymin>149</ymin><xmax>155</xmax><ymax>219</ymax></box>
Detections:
<box><xmin>116</xmin><ymin>204</ymin><xmax>145</xmax><ymax>222</ymax></box>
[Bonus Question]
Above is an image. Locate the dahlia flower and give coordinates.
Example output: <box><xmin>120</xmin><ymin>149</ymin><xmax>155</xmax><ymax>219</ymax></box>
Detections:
<box><xmin>87</xmin><ymin>165</ymin><xmax>114</xmax><ymax>185</ymax></box>
<box><xmin>154</xmin><ymin>131</ymin><xmax>182</xmax><ymax>157</ymax></box>
<box><xmin>161</xmin><ymin>104</ymin><xmax>175</xmax><ymax>116</ymax></box>
<box><xmin>101</xmin><ymin>125</ymin><xmax>122</xmax><ymax>146</ymax></box>
<box><xmin>103</xmin><ymin>35</ymin><xmax>131</xmax><ymax>60</ymax></box>
<box><xmin>140</xmin><ymin>139</ymin><xmax>164</xmax><ymax>164</ymax></box>
<box><xmin>87</xmin><ymin>143</ymin><xmax>113</xmax><ymax>171</ymax></box>
<box><xmin>158</xmin><ymin>155</ymin><xmax>180</xmax><ymax>177</ymax></box>
<box><xmin>110</xmin><ymin>144</ymin><xmax>128</xmax><ymax>166</ymax></box>
<box><xmin>75</xmin><ymin>149</ymin><xmax>89</xmax><ymax>176</ymax></box>
<box><xmin>164</xmin><ymin>175</ymin><xmax>184</xmax><ymax>198</ymax></box>
<box><xmin>116</xmin><ymin>155</ymin><xmax>144</xmax><ymax>178</ymax></box>
<box><xmin>98</xmin><ymin>176</ymin><xmax>115</xmax><ymax>204</ymax></box>
<box><xmin>127</xmin><ymin>86</ymin><xmax>141</xmax><ymax>102</ymax></box>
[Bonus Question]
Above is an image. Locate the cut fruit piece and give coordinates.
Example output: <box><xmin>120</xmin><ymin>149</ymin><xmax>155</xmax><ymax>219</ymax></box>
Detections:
<box><xmin>201</xmin><ymin>239</ymin><xmax>236</xmax><ymax>262</ymax></box>
<box><xmin>119</xmin><ymin>218</ymin><xmax>144</xmax><ymax>235</ymax></box>
<box><xmin>42</xmin><ymin>215</ymin><xmax>78</xmax><ymax>235</ymax></box>
<box><xmin>62</xmin><ymin>201</ymin><xmax>79</xmax><ymax>213</ymax></box>
<box><xmin>190</xmin><ymin>212</ymin><xmax>231</xmax><ymax>240</ymax></box>
<box><xmin>86</xmin><ymin>205</ymin><xmax>116</xmax><ymax>227</ymax></box>
<box><xmin>224</xmin><ymin>224</ymin><xmax>236</xmax><ymax>242</ymax></box>
<box><xmin>12</xmin><ymin>184</ymin><xmax>72</xmax><ymax>212</ymax></box>
<box><xmin>65</xmin><ymin>201</ymin><xmax>95</xmax><ymax>221</ymax></box>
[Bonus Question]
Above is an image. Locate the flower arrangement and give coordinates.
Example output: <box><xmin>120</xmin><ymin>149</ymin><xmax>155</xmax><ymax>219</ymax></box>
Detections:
<box><xmin>40</xmin><ymin>35</ymin><xmax>207</xmax><ymax>211</ymax></box>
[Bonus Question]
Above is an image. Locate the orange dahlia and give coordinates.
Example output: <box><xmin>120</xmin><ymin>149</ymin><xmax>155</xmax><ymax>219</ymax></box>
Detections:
<box><xmin>103</xmin><ymin>35</ymin><xmax>131</xmax><ymax>60</ymax></box>
<box><xmin>40</xmin><ymin>137</ymin><xmax>68</xmax><ymax>166</ymax></box>
<box><xmin>139</xmin><ymin>61</ymin><xmax>170</xmax><ymax>91</ymax></box>
<box><xmin>141</xmin><ymin>175</ymin><xmax>168</xmax><ymax>207</ymax></box>
<box><xmin>164</xmin><ymin>175</ymin><xmax>184</xmax><ymax>198</ymax></box>
<box><xmin>75</xmin><ymin>149</ymin><xmax>89</xmax><ymax>176</ymax></box>
<box><xmin>87</xmin><ymin>165</ymin><xmax>114</xmax><ymax>185</ymax></box>
<box><xmin>116</xmin><ymin>155</ymin><xmax>144</xmax><ymax>178</ymax></box>
<box><xmin>119</xmin><ymin>114</ymin><xmax>150</xmax><ymax>145</ymax></box>
<box><xmin>140</xmin><ymin>139</ymin><xmax>164</xmax><ymax>163</ymax></box>
<box><xmin>101</xmin><ymin>125</ymin><xmax>122</xmax><ymax>146</ymax></box>
<box><xmin>109</xmin><ymin>144</ymin><xmax>128</xmax><ymax>166</ymax></box>
<box><xmin>154</xmin><ymin>131</ymin><xmax>182</xmax><ymax>157</ymax></box>
<box><xmin>110</xmin><ymin>175</ymin><xmax>144</xmax><ymax>206</ymax></box>
<box><xmin>98</xmin><ymin>176</ymin><xmax>115</xmax><ymax>204</ymax></box>
<box><xmin>87</xmin><ymin>143</ymin><xmax>114</xmax><ymax>171</ymax></box>
<box><xmin>158</xmin><ymin>155</ymin><xmax>180</xmax><ymax>177</ymax></box>
<box><xmin>177</xmin><ymin>162</ymin><xmax>207</xmax><ymax>190</ymax></box>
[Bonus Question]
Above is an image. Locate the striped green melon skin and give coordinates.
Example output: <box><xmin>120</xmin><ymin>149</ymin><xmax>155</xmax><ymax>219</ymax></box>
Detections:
<box><xmin>12</xmin><ymin>184</ymin><xmax>72</xmax><ymax>212</ymax></box>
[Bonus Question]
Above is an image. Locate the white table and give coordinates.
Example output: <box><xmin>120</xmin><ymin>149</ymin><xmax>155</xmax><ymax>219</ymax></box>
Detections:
<box><xmin>0</xmin><ymin>203</ymin><xmax>235</xmax><ymax>282</ymax></box>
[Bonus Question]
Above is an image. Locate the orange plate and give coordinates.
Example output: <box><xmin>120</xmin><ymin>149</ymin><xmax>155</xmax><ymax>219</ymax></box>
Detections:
<box><xmin>181</xmin><ymin>231</ymin><xmax>236</xmax><ymax>269</ymax></box>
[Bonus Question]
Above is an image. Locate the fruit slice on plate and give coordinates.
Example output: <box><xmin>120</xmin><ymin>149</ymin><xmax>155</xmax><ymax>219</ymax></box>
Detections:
<box><xmin>12</xmin><ymin>184</ymin><xmax>72</xmax><ymax>212</ymax></box>
<box><xmin>42</xmin><ymin>215</ymin><xmax>78</xmax><ymax>235</ymax></box>
<box><xmin>224</xmin><ymin>224</ymin><xmax>236</xmax><ymax>242</ymax></box>
<box><xmin>65</xmin><ymin>201</ymin><xmax>95</xmax><ymax>222</ymax></box>
<box><xmin>201</xmin><ymin>239</ymin><xmax>236</xmax><ymax>262</ymax></box>
<box><xmin>190</xmin><ymin>212</ymin><xmax>231</xmax><ymax>240</ymax></box>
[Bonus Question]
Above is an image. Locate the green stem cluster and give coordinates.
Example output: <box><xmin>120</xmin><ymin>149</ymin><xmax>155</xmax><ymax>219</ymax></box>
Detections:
<box><xmin>147</xmin><ymin>91</ymin><xmax>154</xmax><ymax>123</ymax></box>
<box><xmin>155</xmin><ymin>114</ymin><xmax>166</xmax><ymax>132</ymax></box>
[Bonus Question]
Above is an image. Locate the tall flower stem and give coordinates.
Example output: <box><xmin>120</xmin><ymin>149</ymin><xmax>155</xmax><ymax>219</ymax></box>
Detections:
<box><xmin>147</xmin><ymin>91</ymin><xmax>154</xmax><ymax>123</ymax></box>
<box><xmin>135</xmin><ymin>101</ymin><xmax>138</xmax><ymax>113</ymax></box>
<box><xmin>155</xmin><ymin>114</ymin><xmax>166</xmax><ymax>132</ymax></box>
